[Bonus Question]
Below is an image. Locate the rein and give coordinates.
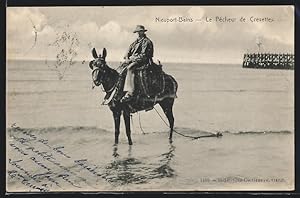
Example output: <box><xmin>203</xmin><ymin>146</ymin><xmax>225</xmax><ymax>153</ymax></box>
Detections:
<box><xmin>103</xmin><ymin>81</ymin><xmax>116</xmax><ymax>93</ymax></box>
<box><xmin>92</xmin><ymin>65</ymin><xmax>119</xmax><ymax>105</ymax></box>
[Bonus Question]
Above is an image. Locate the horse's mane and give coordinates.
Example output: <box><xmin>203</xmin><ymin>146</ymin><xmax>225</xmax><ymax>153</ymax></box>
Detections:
<box><xmin>100</xmin><ymin>63</ymin><xmax>120</xmax><ymax>91</ymax></box>
<box><xmin>105</xmin><ymin>64</ymin><xmax>119</xmax><ymax>80</ymax></box>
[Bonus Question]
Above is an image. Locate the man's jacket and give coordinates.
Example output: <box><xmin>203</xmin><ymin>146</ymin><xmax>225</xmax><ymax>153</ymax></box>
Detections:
<box><xmin>125</xmin><ymin>35</ymin><xmax>154</xmax><ymax>64</ymax></box>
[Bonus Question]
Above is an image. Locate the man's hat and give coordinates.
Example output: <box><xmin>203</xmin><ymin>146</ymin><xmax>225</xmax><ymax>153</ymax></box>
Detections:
<box><xmin>133</xmin><ymin>25</ymin><xmax>147</xmax><ymax>33</ymax></box>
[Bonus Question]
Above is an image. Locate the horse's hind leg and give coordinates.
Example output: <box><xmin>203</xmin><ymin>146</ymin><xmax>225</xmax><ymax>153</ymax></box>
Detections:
<box><xmin>159</xmin><ymin>98</ymin><xmax>175</xmax><ymax>143</ymax></box>
<box><xmin>123</xmin><ymin>111</ymin><xmax>133</xmax><ymax>145</ymax></box>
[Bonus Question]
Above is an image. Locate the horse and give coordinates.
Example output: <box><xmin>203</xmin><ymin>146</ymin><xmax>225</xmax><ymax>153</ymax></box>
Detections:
<box><xmin>89</xmin><ymin>48</ymin><xmax>178</xmax><ymax>145</ymax></box>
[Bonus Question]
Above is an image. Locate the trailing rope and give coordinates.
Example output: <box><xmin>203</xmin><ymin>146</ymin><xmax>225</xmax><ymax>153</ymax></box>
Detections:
<box><xmin>129</xmin><ymin>112</ymin><xmax>146</xmax><ymax>135</ymax></box>
<box><xmin>153</xmin><ymin>107</ymin><xmax>222</xmax><ymax>140</ymax></box>
<box><xmin>138</xmin><ymin>112</ymin><xmax>146</xmax><ymax>134</ymax></box>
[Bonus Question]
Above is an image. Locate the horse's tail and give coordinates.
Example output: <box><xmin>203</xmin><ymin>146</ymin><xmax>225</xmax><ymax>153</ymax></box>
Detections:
<box><xmin>162</xmin><ymin>73</ymin><xmax>178</xmax><ymax>99</ymax></box>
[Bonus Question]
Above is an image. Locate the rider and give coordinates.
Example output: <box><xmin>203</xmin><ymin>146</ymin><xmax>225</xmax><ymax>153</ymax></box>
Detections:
<box><xmin>121</xmin><ymin>25</ymin><xmax>154</xmax><ymax>102</ymax></box>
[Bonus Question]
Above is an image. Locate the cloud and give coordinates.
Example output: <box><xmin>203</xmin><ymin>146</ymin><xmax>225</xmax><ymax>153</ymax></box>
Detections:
<box><xmin>7</xmin><ymin>7</ymin><xmax>133</xmax><ymax>61</ymax></box>
<box><xmin>7</xmin><ymin>6</ymin><xmax>294</xmax><ymax>63</ymax></box>
<box><xmin>64</xmin><ymin>20</ymin><xmax>134</xmax><ymax>61</ymax></box>
<box><xmin>7</xmin><ymin>7</ymin><xmax>48</xmax><ymax>40</ymax></box>
<box><xmin>98</xmin><ymin>21</ymin><xmax>133</xmax><ymax>47</ymax></box>
<box><xmin>7</xmin><ymin>8</ymin><xmax>50</xmax><ymax>58</ymax></box>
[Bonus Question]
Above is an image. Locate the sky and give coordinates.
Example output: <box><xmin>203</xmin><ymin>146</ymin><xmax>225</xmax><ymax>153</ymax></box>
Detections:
<box><xmin>7</xmin><ymin>6</ymin><xmax>294</xmax><ymax>64</ymax></box>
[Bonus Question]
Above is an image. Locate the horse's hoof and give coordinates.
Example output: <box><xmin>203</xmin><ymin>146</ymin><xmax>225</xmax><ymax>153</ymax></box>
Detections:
<box><xmin>169</xmin><ymin>139</ymin><xmax>173</xmax><ymax>143</ymax></box>
<box><xmin>112</xmin><ymin>152</ymin><xmax>119</xmax><ymax>157</ymax></box>
<box><xmin>128</xmin><ymin>141</ymin><xmax>133</xmax><ymax>145</ymax></box>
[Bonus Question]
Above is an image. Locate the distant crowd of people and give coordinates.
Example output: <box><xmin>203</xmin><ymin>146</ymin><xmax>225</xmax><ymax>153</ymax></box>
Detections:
<box><xmin>243</xmin><ymin>53</ymin><xmax>294</xmax><ymax>69</ymax></box>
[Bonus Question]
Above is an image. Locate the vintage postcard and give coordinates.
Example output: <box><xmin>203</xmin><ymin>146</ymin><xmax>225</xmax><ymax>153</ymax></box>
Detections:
<box><xmin>6</xmin><ymin>6</ymin><xmax>294</xmax><ymax>192</ymax></box>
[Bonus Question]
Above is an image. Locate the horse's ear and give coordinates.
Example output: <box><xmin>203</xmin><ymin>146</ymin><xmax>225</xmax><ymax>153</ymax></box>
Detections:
<box><xmin>92</xmin><ymin>48</ymin><xmax>98</xmax><ymax>59</ymax></box>
<box><xmin>102</xmin><ymin>48</ymin><xmax>107</xmax><ymax>59</ymax></box>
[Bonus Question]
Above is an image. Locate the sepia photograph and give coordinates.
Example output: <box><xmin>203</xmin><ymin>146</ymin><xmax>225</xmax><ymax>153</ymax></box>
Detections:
<box><xmin>6</xmin><ymin>5</ymin><xmax>294</xmax><ymax>192</ymax></box>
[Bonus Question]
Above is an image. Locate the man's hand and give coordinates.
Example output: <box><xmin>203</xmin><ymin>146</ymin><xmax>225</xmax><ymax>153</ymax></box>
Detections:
<box><xmin>124</xmin><ymin>58</ymin><xmax>131</xmax><ymax>64</ymax></box>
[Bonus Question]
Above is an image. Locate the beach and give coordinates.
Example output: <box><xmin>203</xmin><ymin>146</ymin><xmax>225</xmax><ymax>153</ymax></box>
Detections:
<box><xmin>6</xmin><ymin>60</ymin><xmax>294</xmax><ymax>191</ymax></box>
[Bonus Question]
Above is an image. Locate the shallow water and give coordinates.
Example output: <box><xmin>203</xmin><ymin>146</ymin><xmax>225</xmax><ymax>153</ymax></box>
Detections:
<box><xmin>7</xmin><ymin>60</ymin><xmax>294</xmax><ymax>132</ymax></box>
<box><xmin>6</xmin><ymin>60</ymin><xmax>294</xmax><ymax>191</ymax></box>
<box><xmin>6</xmin><ymin>127</ymin><xmax>293</xmax><ymax>191</ymax></box>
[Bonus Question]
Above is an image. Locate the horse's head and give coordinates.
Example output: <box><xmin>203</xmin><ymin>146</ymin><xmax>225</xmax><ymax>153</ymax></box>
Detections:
<box><xmin>89</xmin><ymin>47</ymin><xmax>107</xmax><ymax>69</ymax></box>
<box><xmin>89</xmin><ymin>48</ymin><xmax>108</xmax><ymax>86</ymax></box>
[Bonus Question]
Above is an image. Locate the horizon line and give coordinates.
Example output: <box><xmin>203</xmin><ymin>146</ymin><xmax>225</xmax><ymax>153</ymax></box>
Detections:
<box><xmin>6</xmin><ymin>58</ymin><xmax>242</xmax><ymax>65</ymax></box>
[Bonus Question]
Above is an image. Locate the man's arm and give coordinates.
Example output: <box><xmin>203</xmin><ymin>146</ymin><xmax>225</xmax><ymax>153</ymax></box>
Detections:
<box><xmin>124</xmin><ymin>41</ymin><xmax>136</xmax><ymax>60</ymax></box>
<box><xmin>124</xmin><ymin>46</ymin><xmax>131</xmax><ymax>60</ymax></box>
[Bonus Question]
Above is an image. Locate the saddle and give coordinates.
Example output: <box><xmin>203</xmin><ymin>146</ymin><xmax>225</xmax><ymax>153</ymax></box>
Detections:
<box><xmin>109</xmin><ymin>62</ymin><xmax>165</xmax><ymax>104</ymax></box>
<box><xmin>136</xmin><ymin>62</ymin><xmax>165</xmax><ymax>98</ymax></box>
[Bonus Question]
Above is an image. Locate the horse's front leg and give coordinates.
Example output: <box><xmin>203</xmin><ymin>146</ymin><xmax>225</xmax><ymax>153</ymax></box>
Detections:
<box><xmin>123</xmin><ymin>111</ymin><xmax>133</xmax><ymax>145</ymax></box>
<box><xmin>113</xmin><ymin>111</ymin><xmax>121</xmax><ymax>145</ymax></box>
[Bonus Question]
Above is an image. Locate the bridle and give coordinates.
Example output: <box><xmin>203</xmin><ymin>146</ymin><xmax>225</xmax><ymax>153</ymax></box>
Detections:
<box><xmin>91</xmin><ymin>60</ymin><xmax>117</xmax><ymax>93</ymax></box>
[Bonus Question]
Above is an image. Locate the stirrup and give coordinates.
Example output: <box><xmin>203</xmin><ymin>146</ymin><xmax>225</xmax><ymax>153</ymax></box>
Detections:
<box><xmin>120</xmin><ymin>93</ymin><xmax>133</xmax><ymax>103</ymax></box>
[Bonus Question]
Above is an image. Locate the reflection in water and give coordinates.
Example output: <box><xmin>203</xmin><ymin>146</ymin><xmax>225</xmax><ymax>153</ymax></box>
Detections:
<box><xmin>112</xmin><ymin>145</ymin><xmax>120</xmax><ymax>158</ymax></box>
<box><xmin>102</xmin><ymin>143</ymin><xmax>176</xmax><ymax>186</ymax></box>
<box><xmin>152</xmin><ymin>143</ymin><xmax>176</xmax><ymax>178</ymax></box>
